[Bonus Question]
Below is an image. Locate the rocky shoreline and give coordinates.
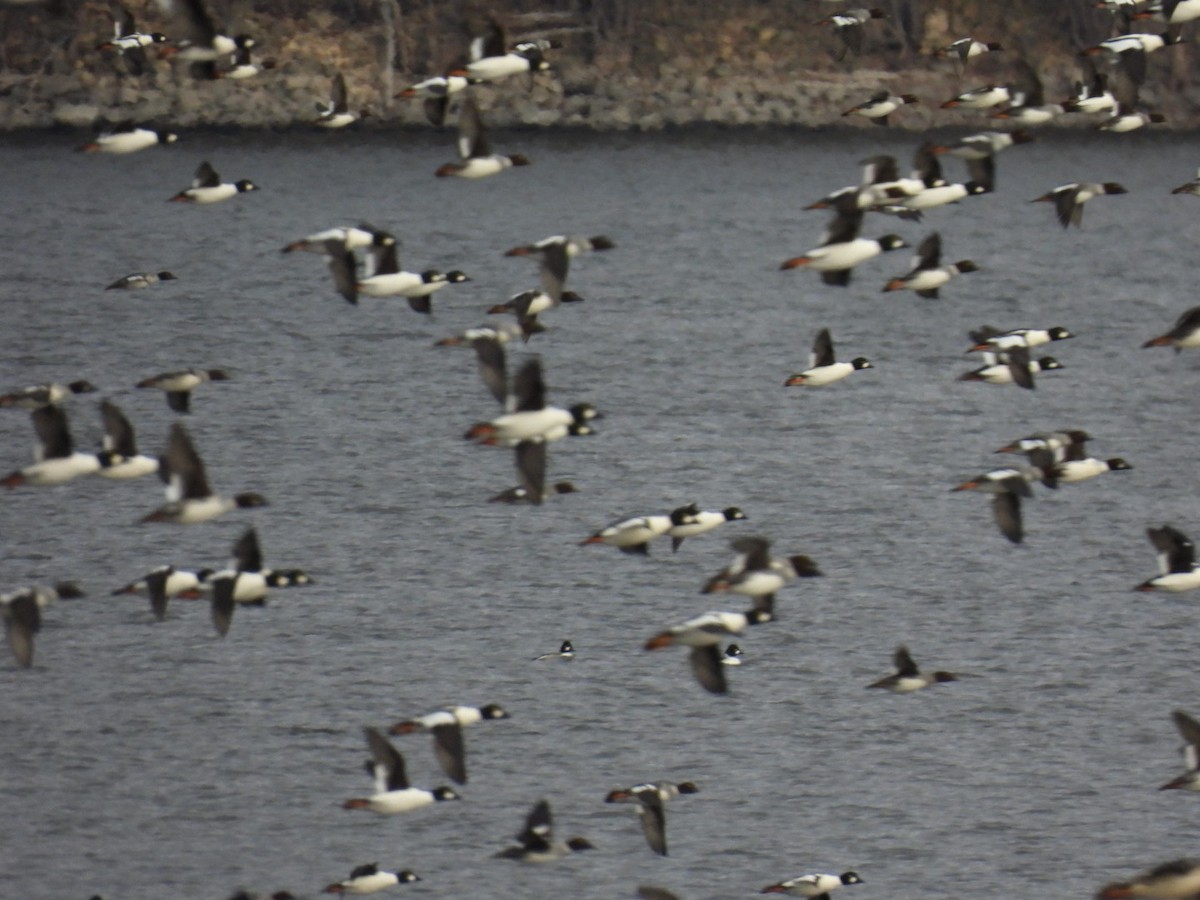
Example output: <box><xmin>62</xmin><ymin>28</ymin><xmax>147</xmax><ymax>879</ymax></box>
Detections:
<box><xmin>0</xmin><ymin>62</ymin><xmax>1169</xmax><ymax>135</ymax></box>
<box><xmin>3</xmin><ymin>2</ymin><xmax>1199</xmax><ymax>134</ymax></box>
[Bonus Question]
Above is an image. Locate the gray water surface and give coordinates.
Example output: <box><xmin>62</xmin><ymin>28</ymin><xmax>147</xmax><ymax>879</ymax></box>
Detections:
<box><xmin>3</xmin><ymin>125</ymin><xmax>1200</xmax><ymax>899</ymax></box>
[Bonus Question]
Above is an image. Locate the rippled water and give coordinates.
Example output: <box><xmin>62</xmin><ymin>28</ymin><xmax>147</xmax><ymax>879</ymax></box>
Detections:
<box><xmin>4</xmin><ymin>124</ymin><xmax>1200</xmax><ymax>899</ymax></box>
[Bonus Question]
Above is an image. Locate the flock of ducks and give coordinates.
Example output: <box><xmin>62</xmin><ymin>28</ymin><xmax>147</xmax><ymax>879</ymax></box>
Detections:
<box><xmin>13</xmin><ymin>0</ymin><xmax>1200</xmax><ymax>897</ymax></box>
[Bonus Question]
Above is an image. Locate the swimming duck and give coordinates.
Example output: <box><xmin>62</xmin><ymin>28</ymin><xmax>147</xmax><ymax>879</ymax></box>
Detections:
<box><xmin>533</xmin><ymin>640</ymin><xmax>574</xmax><ymax>661</ymax></box>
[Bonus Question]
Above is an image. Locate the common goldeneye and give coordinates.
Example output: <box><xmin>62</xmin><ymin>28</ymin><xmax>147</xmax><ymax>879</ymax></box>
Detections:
<box><xmin>882</xmin><ymin>231</ymin><xmax>977</xmax><ymax>298</ymax></box>
<box><xmin>136</xmin><ymin>367</ymin><xmax>228</xmax><ymax>414</ymax></box>
<box><xmin>1135</xmin><ymin>525</ymin><xmax>1200</xmax><ymax>593</ymax></box>
<box><xmin>169</xmin><ymin>160</ymin><xmax>257</xmax><ymax>203</ymax></box>
<box><xmin>493</xmin><ymin>799</ymin><xmax>594</xmax><ymax>862</ymax></box>
<box><xmin>386</xmin><ymin>703</ymin><xmax>510</xmax><ymax>785</ymax></box>
<box><xmin>867</xmin><ymin>645</ymin><xmax>964</xmax><ymax>692</ymax></box>
<box><xmin>1032</xmin><ymin>181</ymin><xmax>1127</xmax><ymax>228</ymax></box>
<box><xmin>434</xmin><ymin>95</ymin><xmax>529</xmax><ymax>179</ymax></box>
<box><xmin>343</xmin><ymin>727</ymin><xmax>460</xmax><ymax>814</ymax></box>
<box><xmin>323</xmin><ymin>863</ymin><xmax>419</xmax><ymax>894</ymax></box>
<box><xmin>785</xmin><ymin>327</ymin><xmax>873</xmax><ymax>386</ymax></box>
<box><xmin>140</xmin><ymin>423</ymin><xmax>267</xmax><ymax>524</ymax></box>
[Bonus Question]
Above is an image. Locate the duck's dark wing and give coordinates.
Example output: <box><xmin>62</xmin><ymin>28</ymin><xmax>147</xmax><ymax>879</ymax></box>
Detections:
<box><xmin>730</xmin><ymin>536</ymin><xmax>772</xmax><ymax>572</ymax></box>
<box><xmin>689</xmin><ymin>644</ymin><xmax>729</xmax><ymax>695</ymax></box>
<box><xmin>1171</xmin><ymin>306</ymin><xmax>1200</xmax><ymax>337</ymax></box>
<box><xmin>210</xmin><ymin>576</ymin><xmax>235</xmax><ymax>637</ymax></box>
<box><xmin>1173</xmin><ymin>709</ymin><xmax>1200</xmax><ymax>764</ymax></box>
<box><xmin>636</xmin><ymin>790</ymin><xmax>668</xmax><ymax>856</ymax></box>
<box><xmin>5</xmin><ymin>592</ymin><xmax>40</xmax><ymax>667</ymax></box>
<box><xmin>893</xmin><ymin>645</ymin><xmax>920</xmax><ymax>677</ymax></box>
<box><xmin>193</xmin><ymin>160</ymin><xmax>221</xmax><ymax>189</ymax></box>
<box><xmin>1149</xmin><ymin>525</ymin><xmax>1194</xmax><ymax>574</ymax></box>
<box><xmin>231</xmin><ymin>527</ymin><xmax>263</xmax><ymax>573</ymax></box>
<box><xmin>162</xmin><ymin>0</ymin><xmax>219</xmax><ymax>45</ymax></box>
<box><xmin>511</xmin><ymin>359</ymin><xmax>547</xmax><ymax>413</ymax></box>
<box><xmin>515</xmin><ymin>441</ymin><xmax>546</xmax><ymax>504</ymax></box>
<box><xmin>810</xmin><ymin>328</ymin><xmax>836</xmax><ymax>368</ymax></box>
<box><xmin>100</xmin><ymin>399</ymin><xmax>139</xmax><ymax>456</ymax></box>
<box><xmin>164</xmin><ymin>423</ymin><xmax>212</xmax><ymax>500</ymax></box>
<box><xmin>517</xmin><ymin>798</ymin><xmax>554</xmax><ymax>848</ymax></box>
<box><xmin>324</xmin><ymin>242</ymin><xmax>358</xmax><ymax>304</ymax></box>
<box><xmin>1006</xmin><ymin>346</ymin><xmax>1035</xmax><ymax>390</ymax></box>
<box><xmin>912</xmin><ymin>231</ymin><xmax>942</xmax><ymax>272</ymax></box>
<box><xmin>1010</xmin><ymin>59</ymin><xmax>1045</xmax><ymax>107</ymax></box>
<box><xmin>145</xmin><ymin>567</ymin><xmax>170</xmax><ymax>621</ymax></box>
<box><xmin>365</xmin><ymin>726</ymin><xmax>410</xmax><ymax>791</ymax></box>
<box><xmin>430</xmin><ymin>721</ymin><xmax>468</xmax><ymax>785</ymax></box>
<box><xmin>330</xmin><ymin>72</ymin><xmax>348</xmax><ymax>112</ymax></box>
<box><xmin>992</xmin><ymin>491</ymin><xmax>1023</xmax><ymax>543</ymax></box>
<box><xmin>457</xmin><ymin>95</ymin><xmax>491</xmax><ymax>160</ymax></box>
<box><xmin>32</xmin><ymin>405</ymin><xmax>73</xmax><ymax>460</ymax></box>
<box><xmin>539</xmin><ymin>242</ymin><xmax>570</xmax><ymax>302</ymax></box>
<box><xmin>1054</xmin><ymin>187</ymin><xmax>1081</xmax><ymax>229</ymax></box>
<box><xmin>471</xmin><ymin>336</ymin><xmax>508</xmax><ymax>405</ymax></box>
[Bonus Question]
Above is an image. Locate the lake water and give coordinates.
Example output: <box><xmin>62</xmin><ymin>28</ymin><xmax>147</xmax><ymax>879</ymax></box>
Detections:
<box><xmin>3</xmin><ymin>123</ymin><xmax>1200</xmax><ymax>899</ymax></box>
